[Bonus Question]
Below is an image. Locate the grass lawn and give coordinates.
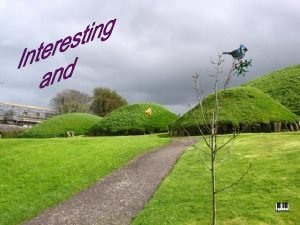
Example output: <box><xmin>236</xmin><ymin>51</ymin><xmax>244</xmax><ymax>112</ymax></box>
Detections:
<box><xmin>132</xmin><ymin>132</ymin><xmax>300</xmax><ymax>225</ymax></box>
<box><xmin>0</xmin><ymin>135</ymin><xmax>170</xmax><ymax>225</ymax></box>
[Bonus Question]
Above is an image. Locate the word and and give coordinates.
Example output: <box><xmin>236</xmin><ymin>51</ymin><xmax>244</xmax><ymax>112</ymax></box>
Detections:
<box><xmin>39</xmin><ymin>57</ymin><xmax>78</xmax><ymax>89</ymax></box>
<box><xmin>18</xmin><ymin>18</ymin><xmax>117</xmax><ymax>69</ymax></box>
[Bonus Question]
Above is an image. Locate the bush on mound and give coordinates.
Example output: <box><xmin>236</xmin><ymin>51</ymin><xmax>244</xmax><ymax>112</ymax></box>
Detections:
<box><xmin>170</xmin><ymin>87</ymin><xmax>299</xmax><ymax>136</ymax></box>
<box><xmin>244</xmin><ymin>64</ymin><xmax>300</xmax><ymax>115</ymax></box>
<box><xmin>21</xmin><ymin>113</ymin><xmax>101</xmax><ymax>138</ymax></box>
<box><xmin>88</xmin><ymin>103</ymin><xmax>178</xmax><ymax>135</ymax></box>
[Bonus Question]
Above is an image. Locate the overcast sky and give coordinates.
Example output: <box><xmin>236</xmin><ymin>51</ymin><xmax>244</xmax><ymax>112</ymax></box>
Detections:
<box><xmin>1</xmin><ymin>0</ymin><xmax>300</xmax><ymax>114</ymax></box>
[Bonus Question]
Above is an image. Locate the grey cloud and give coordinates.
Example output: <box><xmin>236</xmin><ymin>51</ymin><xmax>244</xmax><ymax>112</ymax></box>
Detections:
<box><xmin>1</xmin><ymin>0</ymin><xmax>300</xmax><ymax>114</ymax></box>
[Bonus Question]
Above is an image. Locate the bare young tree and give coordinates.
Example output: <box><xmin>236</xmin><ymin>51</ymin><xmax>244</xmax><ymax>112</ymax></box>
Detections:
<box><xmin>188</xmin><ymin>53</ymin><xmax>252</xmax><ymax>225</ymax></box>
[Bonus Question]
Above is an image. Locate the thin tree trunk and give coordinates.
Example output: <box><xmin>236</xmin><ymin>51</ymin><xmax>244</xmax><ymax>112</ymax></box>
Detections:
<box><xmin>211</xmin><ymin>128</ymin><xmax>217</xmax><ymax>225</ymax></box>
<box><xmin>211</xmin><ymin>156</ymin><xmax>216</xmax><ymax>224</ymax></box>
<box><xmin>211</xmin><ymin>56</ymin><xmax>220</xmax><ymax>225</ymax></box>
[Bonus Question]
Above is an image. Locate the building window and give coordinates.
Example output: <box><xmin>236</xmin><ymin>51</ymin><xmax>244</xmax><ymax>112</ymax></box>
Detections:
<box><xmin>36</xmin><ymin>112</ymin><xmax>40</xmax><ymax>117</ymax></box>
<box><xmin>23</xmin><ymin>111</ymin><xmax>27</xmax><ymax>115</ymax></box>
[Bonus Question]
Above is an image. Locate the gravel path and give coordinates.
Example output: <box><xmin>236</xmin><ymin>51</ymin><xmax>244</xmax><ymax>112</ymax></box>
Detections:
<box><xmin>23</xmin><ymin>138</ymin><xmax>196</xmax><ymax>225</ymax></box>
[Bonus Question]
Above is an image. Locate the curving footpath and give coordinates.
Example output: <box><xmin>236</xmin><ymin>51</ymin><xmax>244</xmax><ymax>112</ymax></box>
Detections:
<box><xmin>23</xmin><ymin>138</ymin><xmax>196</xmax><ymax>225</ymax></box>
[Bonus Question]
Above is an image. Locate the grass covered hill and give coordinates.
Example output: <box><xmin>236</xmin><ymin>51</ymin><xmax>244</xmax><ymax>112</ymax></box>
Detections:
<box><xmin>88</xmin><ymin>103</ymin><xmax>178</xmax><ymax>135</ymax></box>
<box><xmin>170</xmin><ymin>87</ymin><xmax>299</xmax><ymax>135</ymax></box>
<box><xmin>244</xmin><ymin>64</ymin><xmax>300</xmax><ymax>115</ymax></box>
<box><xmin>21</xmin><ymin>113</ymin><xmax>101</xmax><ymax>138</ymax></box>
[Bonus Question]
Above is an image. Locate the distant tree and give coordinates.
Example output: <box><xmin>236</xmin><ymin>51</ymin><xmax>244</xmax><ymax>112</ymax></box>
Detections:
<box><xmin>90</xmin><ymin>87</ymin><xmax>127</xmax><ymax>117</ymax></box>
<box><xmin>50</xmin><ymin>89</ymin><xmax>91</xmax><ymax>114</ymax></box>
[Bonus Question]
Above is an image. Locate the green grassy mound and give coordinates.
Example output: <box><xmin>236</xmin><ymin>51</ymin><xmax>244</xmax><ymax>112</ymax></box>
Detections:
<box><xmin>88</xmin><ymin>103</ymin><xmax>178</xmax><ymax>135</ymax></box>
<box><xmin>21</xmin><ymin>113</ymin><xmax>101</xmax><ymax>138</ymax></box>
<box><xmin>170</xmin><ymin>87</ymin><xmax>299</xmax><ymax>135</ymax></box>
<box><xmin>244</xmin><ymin>64</ymin><xmax>300</xmax><ymax>115</ymax></box>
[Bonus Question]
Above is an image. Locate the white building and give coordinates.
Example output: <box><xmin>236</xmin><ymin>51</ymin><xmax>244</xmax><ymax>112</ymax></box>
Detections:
<box><xmin>0</xmin><ymin>102</ymin><xmax>55</xmax><ymax>127</ymax></box>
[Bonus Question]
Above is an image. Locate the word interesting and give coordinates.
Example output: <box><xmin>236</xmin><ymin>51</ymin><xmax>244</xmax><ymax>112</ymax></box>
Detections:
<box><xmin>17</xmin><ymin>18</ymin><xmax>117</xmax><ymax>89</ymax></box>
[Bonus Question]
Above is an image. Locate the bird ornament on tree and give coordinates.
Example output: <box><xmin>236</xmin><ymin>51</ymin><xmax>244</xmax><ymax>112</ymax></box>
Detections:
<box><xmin>223</xmin><ymin>44</ymin><xmax>252</xmax><ymax>77</ymax></box>
<box><xmin>223</xmin><ymin>44</ymin><xmax>248</xmax><ymax>60</ymax></box>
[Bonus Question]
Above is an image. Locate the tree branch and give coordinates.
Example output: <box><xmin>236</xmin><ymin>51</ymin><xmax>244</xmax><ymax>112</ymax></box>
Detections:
<box><xmin>216</xmin><ymin>162</ymin><xmax>252</xmax><ymax>193</ymax></box>
<box><xmin>194</xmin><ymin>120</ymin><xmax>211</xmax><ymax>148</ymax></box>
<box><xmin>192</xmin><ymin>74</ymin><xmax>211</xmax><ymax>133</ymax></box>
<box><xmin>193</xmin><ymin>143</ymin><xmax>211</xmax><ymax>157</ymax></box>
<box><xmin>224</xmin><ymin>59</ymin><xmax>236</xmax><ymax>89</ymax></box>
<box><xmin>198</xmin><ymin>153</ymin><xmax>211</xmax><ymax>171</ymax></box>
<box><xmin>215</xmin><ymin>138</ymin><xmax>234</xmax><ymax>167</ymax></box>
<box><xmin>215</xmin><ymin>133</ymin><xmax>237</xmax><ymax>153</ymax></box>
